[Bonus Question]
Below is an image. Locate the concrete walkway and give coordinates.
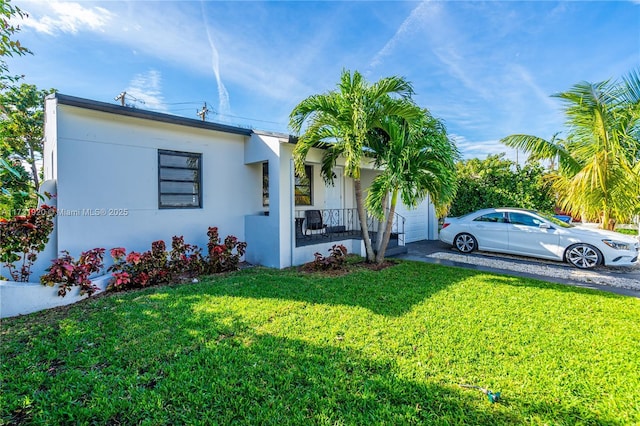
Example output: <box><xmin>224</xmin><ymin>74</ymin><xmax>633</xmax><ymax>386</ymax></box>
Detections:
<box><xmin>391</xmin><ymin>240</ymin><xmax>640</xmax><ymax>298</ymax></box>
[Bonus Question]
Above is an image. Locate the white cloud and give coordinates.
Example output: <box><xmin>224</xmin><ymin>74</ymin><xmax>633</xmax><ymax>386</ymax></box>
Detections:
<box><xmin>18</xmin><ymin>1</ymin><xmax>112</xmax><ymax>35</ymax></box>
<box><xmin>124</xmin><ymin>70</ymin><xmax>168</xmax><ymax>112</ymax></box>
<box><xmin>450</xmin><ymin>133</ymin><xmax>522</xmax><ymax>163</ymax></box>
<box><xmin>370</xmin><ymin>1</ymin><xmax>439</xmax><ymax>68</ymax></box>
<box><xmin>200</xmin><ymin>1</ymin><xmax>230</xmax><ymax>116</ymax></box>
<box><xmin>21</xmin><ymin>1</ymin><xmax>316</xmax><ymax>111</ymax></box>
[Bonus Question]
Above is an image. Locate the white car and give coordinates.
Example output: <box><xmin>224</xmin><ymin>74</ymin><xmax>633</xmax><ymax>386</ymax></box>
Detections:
<box><xmin>439</xmin><ymin>208</ymin><xmax>639</xmax><ymax>269</ymax></box>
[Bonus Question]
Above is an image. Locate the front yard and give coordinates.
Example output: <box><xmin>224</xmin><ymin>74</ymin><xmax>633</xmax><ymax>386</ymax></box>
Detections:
<box><xmin>1</xmin><ymin>261</ymin><xmax>639</xmax><ymax>425</ymax></box>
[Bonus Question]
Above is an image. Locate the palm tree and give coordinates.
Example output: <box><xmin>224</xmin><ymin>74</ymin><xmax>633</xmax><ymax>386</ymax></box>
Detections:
<box><xmin>289</xmin><ymin>69</ymin><xmax>421</xmax><ymax>262</ymax></box>
<box><xmin>501</xmin><ymin>70</ymin><xmax>640</xmax><ymax>230</ymax></box>
<box><xmin>366</xmin><ymin>109</ymin><xmax>459</xmax><ymax>262</ymax></box>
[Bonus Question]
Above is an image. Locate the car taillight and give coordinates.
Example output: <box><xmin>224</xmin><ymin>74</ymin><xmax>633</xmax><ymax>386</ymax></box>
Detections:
<box><xmin>442</xmin><ymin>223</ymin><xmax>450</xmax><ymax>229</ymax></box>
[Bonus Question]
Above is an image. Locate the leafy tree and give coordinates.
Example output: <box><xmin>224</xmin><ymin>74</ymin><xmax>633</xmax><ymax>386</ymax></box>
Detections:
<box><xmin>289</xmin><ymin>69</ymin><xmax>421</xmax><ymax>262</ymax></box>
<box><xmin>1</xmin><ymin>83</ymin><xmax>55</xmax><ymax>191</ymax></box>
<box><xmin>1</xmin><ymin>0</ymin><xmax>31</xmax><ymax>88</ymax></box>
<box><xmin>448</xmin><ymin>154</ymin><xmax>555</xmax><ymax>217</ymax></box>
<box><xmin>0</xmin><ymin>0</ymin><xmax>34</xmax><ymax>216</ymax></box>
<box><xmin>0</xmin><ymin>156</ymin><xmax>32</xmax><ymax>217</ymax></box>
<box><xmin>501</xmin><ymin>69</ymin><xmax>640</xmax><ymax>229</ymax></box>
<box><xmin>367</xmin><ymin>108</ymin><xmax>458</xmax><ymax>262</ymax></box>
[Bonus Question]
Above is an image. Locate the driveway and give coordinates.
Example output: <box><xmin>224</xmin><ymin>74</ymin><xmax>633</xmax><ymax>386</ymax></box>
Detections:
<box><xmin>392</xmin><ymin>240</ymin><xmax>640</xmax><ymax>298</ymax></box>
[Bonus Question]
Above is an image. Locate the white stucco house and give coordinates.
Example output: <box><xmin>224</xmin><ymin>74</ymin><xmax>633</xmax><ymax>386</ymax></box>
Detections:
<box><xmin>39</xmin><ymin>93</ymin><xmax>439</xmax><ymax>271</ymax></box>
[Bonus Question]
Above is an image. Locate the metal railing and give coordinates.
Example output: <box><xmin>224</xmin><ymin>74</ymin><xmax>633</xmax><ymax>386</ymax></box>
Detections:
<box><xmin>294</xmin><ymin>208</ymin><xmax>405</xmax><ymax>248</ymax></box>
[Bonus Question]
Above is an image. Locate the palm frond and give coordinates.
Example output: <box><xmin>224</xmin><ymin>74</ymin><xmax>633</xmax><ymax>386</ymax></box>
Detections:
<box><xmin>621</xmin><ymin>68</ymin><xmax>640</xmax><ymax>106</ymax></box>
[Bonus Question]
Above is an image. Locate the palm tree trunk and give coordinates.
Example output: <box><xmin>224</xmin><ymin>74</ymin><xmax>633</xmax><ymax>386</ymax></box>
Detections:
<box><xmin>375</xmin><ymin>188</ymin><xmax>398</xmax><ymax>263</ymax></box>
<box><xmin>354</xmin><ymin>179</ymin><xmax>375</xmax><ymax>262</ymax></box>
<box><xmin>375</xmin><ymin>193</ymin><xmax>388</xmax><ymax>253</ymax></box>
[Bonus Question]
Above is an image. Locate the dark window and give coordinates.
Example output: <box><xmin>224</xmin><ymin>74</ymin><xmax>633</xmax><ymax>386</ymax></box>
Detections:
<box><xmin>508</xmin><ymin>212</ymin><xmax>542</xmax><ymax>227</ymax></box>
<box><xmin>473</xmin><ymin>212</ymin><xmax>506</xmax><ymax>223</ymax></box>
<box><xmin>158</xmin><ymin>150</ymin><xmax>202</xmax><ymax>208</ymax></box>
<box><xmin>262</xmin><ymin>162</ymin><xmax>269</xmax><ymax>207</ymax></box>
<box><xmin>295</xmin><ymin>165</ymin><xmax>312</xmax><ymax>206</ymax></box>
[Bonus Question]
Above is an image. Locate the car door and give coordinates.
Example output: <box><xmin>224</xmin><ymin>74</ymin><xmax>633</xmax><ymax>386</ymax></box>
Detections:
<box><xmin>470</xmin><ymin>212</ymin><xmax>509</xmax><ymax>252</ymax></box>
<box><xmin>506</xmin><ymin>212</ymin><xmax>562</xmax><ymax>259</ymax></box>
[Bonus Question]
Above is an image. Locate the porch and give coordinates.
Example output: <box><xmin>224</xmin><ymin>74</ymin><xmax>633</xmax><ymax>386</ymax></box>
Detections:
<box><xmin>294</xmin><ymin>208</ymin><xmax>407</xmax><ymax>256</ymax></box>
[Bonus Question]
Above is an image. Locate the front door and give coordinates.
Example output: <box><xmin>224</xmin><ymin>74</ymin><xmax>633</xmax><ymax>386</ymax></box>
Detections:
<box><xmin>324</xmin><ymin>167</ymin><xmax>343</xmax><ymax>227</ymax></box>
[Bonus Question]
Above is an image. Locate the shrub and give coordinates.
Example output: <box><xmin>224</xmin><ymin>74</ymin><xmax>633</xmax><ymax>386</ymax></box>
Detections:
<box><xmin>0</xmin><ymin>205</ymin><xmax>56</xmax><ymax>281</ymax></box>
<box><xmin>206</xmin><ymin>227</ymin><xmax>247</xmax><ymax>273</ymax></box>
<box><xmin>41</xmin><ymin>248</ymin><xmax>105</xmax><ymax>297</ymax></box>
<box><xmin>305</xmin><ymin>244</ymin><xmax>348</xmax><ymax>271</ymax></box>
<box><xmin>107</xmin><ymin>228</ymin><xmax>246</xmax><ymax>292</ymax></box>
<box><xmin>108</xmin><ymin>236</ymin><xmax>207</xmax><ymax>292</ymax></box>
<box><xmin>449</xmin><ymin>154</ymin><xmax>555</xmax><ymax>217</ymax></box>
<box><xmin>108</xmin><ymin>241</ymin><xmax>170</xmax><ymax>291</ymax></box>
<box><xmin>169</xmin><ymin>235</ymin><xmax>205</xmax><ymax>278</ymax></box>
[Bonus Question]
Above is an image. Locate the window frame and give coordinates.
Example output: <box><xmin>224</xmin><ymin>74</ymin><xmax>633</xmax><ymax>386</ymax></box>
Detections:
<box><xmin>262</xmin><ymin>162</ymin><xmax>269</xmax><ymax>207</ymax></box>
<box><xmin>473</xmin><ymin>212</ymin><xmax>507</xmax><ymax>223</ymax></box>
<box><xmin>295</xmin><ymin>165</ymin><xmax>313</xmax><ymax>206</ymax></box>
<box><xmin>158</xmin><ymin>149</ymin><xmax>202</xmax><ymax>209</ymax></box>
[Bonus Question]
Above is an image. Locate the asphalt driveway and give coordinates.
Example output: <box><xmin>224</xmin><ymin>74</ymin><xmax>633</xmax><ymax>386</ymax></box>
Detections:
<box><xmin>392</xmin><ymin>240</ymin><xmax>640</xmax><ymax>298</ymax></box>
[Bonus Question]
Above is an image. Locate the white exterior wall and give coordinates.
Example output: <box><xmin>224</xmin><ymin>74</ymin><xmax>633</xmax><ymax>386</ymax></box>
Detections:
<box><xmin>360</xmin><ymin>169</ymin><xmax>439</xmax><ymax>242</ymax></box>
<box><xmin>244</xmin><ymin>133</ymin><xmax>290</xmax><ymax>268</ymax></box>
<box><xmin>396</xmin><ymin>195</ymin><xmax>439</xmax><ymax>242</ymax></box>
<box><xmin>48</xmin><ymin>100</ymin><xmax>256</xmax><ymax>262</ymax></box>
<box><xmin>39</xmin><ymin>96</ymin><xmax>440</xmax><ymax>276</ymax></box>
<box><xmin>43</xmin><ymin>100</ymin><xmax>57</xmax><ymax>181</ymax></box>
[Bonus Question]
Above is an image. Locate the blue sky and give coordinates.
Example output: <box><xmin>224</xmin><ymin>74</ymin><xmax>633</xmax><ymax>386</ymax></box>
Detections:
<box><xmin>7</xmin><ymin>0</ymin><xmax>640</xmax><ymax>161</ymax></box>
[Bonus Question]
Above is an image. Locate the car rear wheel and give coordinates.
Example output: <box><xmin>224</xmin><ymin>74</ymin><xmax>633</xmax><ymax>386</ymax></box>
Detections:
<box><xmin>565</xmin><ymin>244</ymin><xmax>602</xmax><ymax>269</ymax></box>
<box><xmin>454</xmin><ymin>233</ymin><xmax>477</xmax><ymax>253</ymax></box>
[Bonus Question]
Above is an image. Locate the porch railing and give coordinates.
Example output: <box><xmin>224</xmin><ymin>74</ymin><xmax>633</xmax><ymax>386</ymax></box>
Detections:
<box><xmin>294</xmin><ymin>208</ymin><xmax>405</xmax><ymax>248</ymax></box>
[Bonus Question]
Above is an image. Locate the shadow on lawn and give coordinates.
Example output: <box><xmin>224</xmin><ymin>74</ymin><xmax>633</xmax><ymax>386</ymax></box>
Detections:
<box><xmin>195</xmin><ymin>260</ymin><xmax>624</xmax><ymax>318</ymax></box>
<box><xmin>1</xmin><ymin>298</ymin><xmax>516</xmax><ymax>425</ymax></box>
<box><xmin>1</xmin><ymin>281</ymin><xmax>624</xmax><ymax>425</ymax></box>
<box><xmin>192</xmin><ymin>262</ymin><xmax>467</xmax><ymax>317</ymax></box>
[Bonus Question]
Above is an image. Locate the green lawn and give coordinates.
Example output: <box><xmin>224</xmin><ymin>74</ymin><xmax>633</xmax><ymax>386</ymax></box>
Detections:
<box><xmin>2</xmin><ymin>261</ymin><xmax>639</xmax><ymax>425</ymax></box>
<box><xmin>616</xmin><ymin>228</ymin><xmax>639</xmax><ymax>236</ymax></box>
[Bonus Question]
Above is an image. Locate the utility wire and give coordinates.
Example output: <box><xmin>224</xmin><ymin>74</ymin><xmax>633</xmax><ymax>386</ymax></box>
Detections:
<box><xmin>119</xmin><ymin>96</ymin><xmax>288</xmax><ymax>130</ymax></box>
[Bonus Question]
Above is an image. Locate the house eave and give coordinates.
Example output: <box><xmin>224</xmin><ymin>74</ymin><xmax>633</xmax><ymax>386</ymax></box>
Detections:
<box><xmin>48</xmin><ymin>93</ymin><xmax>254</xmax><ymax>137</ymax></box>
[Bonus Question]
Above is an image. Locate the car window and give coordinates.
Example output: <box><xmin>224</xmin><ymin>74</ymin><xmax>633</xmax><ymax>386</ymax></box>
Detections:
<box><xmin>539</xmin><ymin>212</ymin><xmax>574</xmax><ymax>228</ymax></box>
<box><xmin>473</xmin><ymin>212</ymin><xmax>506</xmax><ymax>223</ymax></box>
<box><xmin>508</xmin><ymin>212</ymin><xmax>543</xmax><ymax>227</ymax></box>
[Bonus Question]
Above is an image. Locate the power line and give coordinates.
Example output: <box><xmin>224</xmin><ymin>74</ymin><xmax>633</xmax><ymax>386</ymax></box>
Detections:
<box><xmin>163</xmin><ymin>101</ymin><xmax>203</xmax><ymax>106</ymax></box>
<box><xmin>196</xmin><ymin>103</ymin><xmax>210</xmax><ymax>122</ymax></box>
<box><xmin>114</xmin><ymin>91</ymin><xmax>146</xmax><ymax>108</ymax></box>
<box><xmin>166</xmin><ymin>99</ymin><xmax>286</xmax><ymax>126</ymax></box>
<box><xmin>212</xmin><ymin>111</ymin><xmax>285</xmax><ymax>126</ymax></box>
<box><xmin>115</xmin><ymin>95</ymin><xmax>288</xmax><ymax>130</ymax></box>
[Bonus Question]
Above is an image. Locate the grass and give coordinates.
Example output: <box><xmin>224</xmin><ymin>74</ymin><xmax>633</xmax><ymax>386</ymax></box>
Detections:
<box><xmin>616</xmin><ymin>228</ymin><xmax>639</xmax><ymax>236</ymax></box>
<box><xmin>1</xmin><ymin>261</ymin><xmax>639</xmax><ymax>425</ymax></box>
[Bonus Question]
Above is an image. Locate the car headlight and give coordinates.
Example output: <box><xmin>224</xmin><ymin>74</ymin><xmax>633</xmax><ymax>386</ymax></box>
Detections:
<box><xmin>602</xmin><ymin>239</ymin><xmax>631</xmax><ymax>250</ymax></box>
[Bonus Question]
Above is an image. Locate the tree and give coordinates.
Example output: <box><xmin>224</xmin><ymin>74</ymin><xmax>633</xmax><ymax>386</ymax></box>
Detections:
<box><xmin>0</xmin><ymin>156</ymin><xmax>31</xmax><ymax>217</ymax></box>
<box><xmin>1</xmin><ymin>0</ymin><xmax>31</xmax><ymax>88</ymax></box>
<box><xmin>366</xmin><ymin>108</ymin><xmax>458</xmax><ymax>262</ymax></box>
<box><xmin>501</xmin><ymin>70</ymin><xmax>640</xmax><ymax>229</ymax></box>
<box><xmin>0</xmin><ymin>84</ymin><xmax>55</xmax><ymax>191</ymax></box>
<box><xmin>289</xmin><ymin>69</ymin><xmax>421</xmax><ymax>262</ymax></box>
<box><xmin>448</xmin><ymin>154</ymin><xmax>555</xmax><ymax>217</ymax></box>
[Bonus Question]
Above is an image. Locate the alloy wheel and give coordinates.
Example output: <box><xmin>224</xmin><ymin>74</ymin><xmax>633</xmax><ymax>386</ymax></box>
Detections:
<box><xmin>566</xmin><ymin>244</ymin><xmax>601</xmax><ymax>269</ymax></box>
<box><xmin>455</xmin><ymin>233</ymin><xmax>477</xmax><ymax>253</ymax></box>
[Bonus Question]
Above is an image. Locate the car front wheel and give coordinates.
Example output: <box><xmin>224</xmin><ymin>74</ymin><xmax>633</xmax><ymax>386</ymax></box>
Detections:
<box><xmin>565</xmin><ymin>244</ymin><xmax>602</xmax><ymax>269</ymax></box>
<box><xmin>454</xmin><ymin>233</ymin><xmax>477</xmax><ymax>253</ymax></box>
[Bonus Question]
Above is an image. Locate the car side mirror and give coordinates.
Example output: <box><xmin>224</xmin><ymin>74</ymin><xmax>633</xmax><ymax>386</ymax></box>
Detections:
<box><xmin>539</xmin><ymin>223</ymin><xmax>552</xmax><ymax>230</ymax></box>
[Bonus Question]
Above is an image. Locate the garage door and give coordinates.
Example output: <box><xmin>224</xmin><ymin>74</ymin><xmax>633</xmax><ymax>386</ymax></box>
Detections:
<box><xmin>395</xmin><ymin>196</ymin><xmax>433</xmax><ymax>243</ymax></box>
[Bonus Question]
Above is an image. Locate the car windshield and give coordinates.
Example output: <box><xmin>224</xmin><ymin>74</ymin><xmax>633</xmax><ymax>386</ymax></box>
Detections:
<box><xmin>537</xmin><ymin>211</ymin><xmax>574</xmax><ymax>228</ymax></box>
